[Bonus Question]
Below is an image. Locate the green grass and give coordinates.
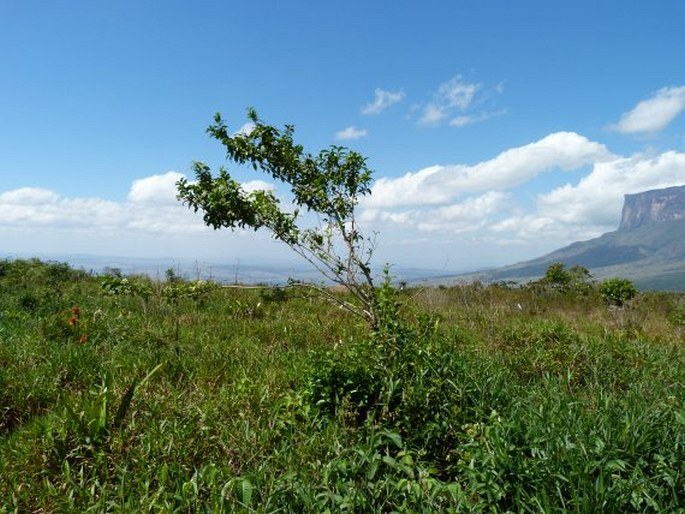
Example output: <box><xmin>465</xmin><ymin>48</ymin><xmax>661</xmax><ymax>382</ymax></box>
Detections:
<box><xmin>1</xmin><ymin>259</ymin><xmax>683</xmax><ymax>512</ymax></box>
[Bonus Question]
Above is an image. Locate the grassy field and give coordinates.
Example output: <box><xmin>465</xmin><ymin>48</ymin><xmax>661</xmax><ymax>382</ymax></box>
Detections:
<box><xmin>1</xmin><ymin>258</ymin><xmax>683</xmax><ymax>512</ymax></box>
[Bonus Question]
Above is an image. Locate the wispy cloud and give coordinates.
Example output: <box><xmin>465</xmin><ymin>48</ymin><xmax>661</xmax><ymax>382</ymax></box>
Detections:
<box><xmin>610</xmin><ymin>86</ymin><xmax>685</xmax><ymax>134</ymax></box>
<box><xmin>419</xmin><ymin>76</ymin><xmax>480</xmax><ymax>126</ymax></box>
<box><xmin>417</xmin><ymin>75</ymin><xmax>504</xmax><ymax>128</ymax></box>
<box><xmin>449</xmin><ymin>109</ymin><xmax>507</xmax><ymax>127</ymax></box>
<box><xmin>335</xmin><ymin>126</ymin><xmax>368</xmax><ymax>140</ymax></box>
<box><xmin>361</xmin><ymin>88</ymin><xmax>405</xmax><ymax>115</ymax></box>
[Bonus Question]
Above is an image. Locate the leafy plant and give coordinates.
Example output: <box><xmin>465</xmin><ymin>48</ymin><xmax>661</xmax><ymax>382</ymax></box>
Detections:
<box><xmin>177</xmin><ymin>108</ymin><xmax>382</xmax><ymax>329</ymax></box>
<box><xmin>101</xmin><ymin>274</ymin><xmax>152</xmax><ymax>300</ymax></box>
<box><xmin>61</xmin><ymin>364</ymin><xmax>162</xmax><ymax>451</ymax></box>
<box><xmin>538</xmin><ymin>262</ymin><xmax>593</xmax><ymax>294</ymax></box>
<box><xmin>600</xmin><ymin>278</ymin><xmax>638</xmax><ymax>307</ymax></box>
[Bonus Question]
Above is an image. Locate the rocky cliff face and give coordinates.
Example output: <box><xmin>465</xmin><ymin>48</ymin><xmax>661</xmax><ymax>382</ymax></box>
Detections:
<box><xmin>619</xmin><ymin>185</ymin><xmax>685</xmax><ymax>231</ymax></box>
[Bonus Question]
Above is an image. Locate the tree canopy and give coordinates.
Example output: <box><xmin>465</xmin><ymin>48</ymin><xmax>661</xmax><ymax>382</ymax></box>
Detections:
<box><xmin>177</xmin><ymin>108</ymin><xmax>382</xmax><ymax>328</ymax></box>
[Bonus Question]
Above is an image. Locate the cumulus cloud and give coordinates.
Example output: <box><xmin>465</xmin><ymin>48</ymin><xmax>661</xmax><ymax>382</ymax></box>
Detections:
<box><xmin>365</xmin><ymin>132</ymin><xmax>612</xmax><ymax>208</ymax></box>
<box><xmin>358</xmin><ymin>130</ymin><xmax>685</xmax><ymax>264</ymax></box>
<box><xmin>488</xmin><ymin>150</ymin><xmax>685</xmax><ymax>245</ymax></box>
<box><xmin>0</xmin><ymin>171</ymin><xmax>279</xmax><ymax>237</ymax></box>
<box><xmin>0</xmin><ymin>187</ymin><xmax>124</xmax><ymax>228</ymax></box>
<box><xmin>536</xmin><ymin>151</ymin><xmax>685</xmax><ymax>225</ymax></box>
<box><xmin>610</xmin><ymin>86</ymin><xmax>685</xmax><ymax>134</ymax></box>
<box><xmin>0</xmin><ymin>187</ymin><xmax>59</xmax><ymax>205</ymax></box>
<box><xmin>6</xmin><ymin>127</ymin><xmax>685</xmax><ymax>269</ymax></box>
<box><xmin>335</xmin><ymin>126</ymin><xmax>368</xmax><ymax>140</ymax></box>
<box><xmin>361</xmin><ymin>88</ymin><xmax>405</xmax><ymax>115</ymax></box>
<box><xmin>416</xmin><ymin>191</ymin><xmax>509</xmax><ymax>233</ymax></box>
<box><xmin>128</xmin><ymin>171</ymin><xmax>185</xmax><ymax>204</ymax></box>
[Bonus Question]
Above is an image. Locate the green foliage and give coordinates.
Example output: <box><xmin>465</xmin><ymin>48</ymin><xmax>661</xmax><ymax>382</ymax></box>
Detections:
<box><xmin>177</xmin><ymin>108</ymin><xmax>381</xmax><ymax>328</ymax></box>
<box><xmin>311</xmin><ymin>429</ymin><xmax>463</xmax><ymax>511</ymax></box>
<box><xmin>307</xmin><ymin>303</ymin><xmax>506</xmax><ymax>471</ymax></box>
<box><xmin>58</xmin><ymin>365</ymin><xmax>161</xmax><ymax>453</ymax></box>
<box><xmin>161</xmin><ymin>279</ymin><xmax>216</xmax><ymax>303</ymax></box>
<box><xmin>101</xmin><ymin>274</ymin><xmax>152</xmax><ymax>299</ymax></box>
<box><xmin>538</xmin><ymin>262</ymin><xmax>592</xmax><ymax>294</ymax></box>
<box><xmin>600</xmin><ymin>278</ymin><xmax>639</xmax><ymax>307</ymax></box>
<box><xmin>544</xmin><ymin>261</ymin><xmax>572</xmax><ymax>288</ymax></box>
<box><xmin>1</xmin><ymin>260</ymin><xmax>684</xmax><ymax>512</ymax></box>
<box><xmin>670</xmin><ymin>297</ymin><xmax>685</xmax><ymax>325</ymax></box>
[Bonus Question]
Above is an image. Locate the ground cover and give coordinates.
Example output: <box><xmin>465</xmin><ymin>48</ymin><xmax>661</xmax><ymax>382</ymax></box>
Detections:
<box><xmin>1</xmin><ymin>259</ymin><xmax>683</xmax><ymax>512</ymax></box>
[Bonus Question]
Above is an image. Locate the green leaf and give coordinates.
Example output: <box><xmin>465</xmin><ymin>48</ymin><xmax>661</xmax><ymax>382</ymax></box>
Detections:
<box><xmin>113</xmin><ymin>378</ymin><xmax>137</xmax><ymax>429</ymax></box>
<box><xmin>236</xmin><ymin>477</ymin><xmax>253</xmax><ymax>506</ymax></box>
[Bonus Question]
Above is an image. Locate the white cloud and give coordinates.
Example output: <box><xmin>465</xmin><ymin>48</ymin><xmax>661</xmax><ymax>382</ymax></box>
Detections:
<box><xmin>360</xmin><ymin>207</ymin><xmax>419</xmax><ymax>225</ymax></box>
<box><xmin>489</xmin><ymin>150</ymin><xmax>685</xmax><ymax>245</ymax></box>
<box><xmin>449</xmin><ymin>109</ymin><xmax>506</xmax><ymax>127</ymax></box>
<box><xmin>335</xmin><ymin>126</ymin><xmax>368</xmax><ymax>140</ymax></box>
<box><xmin>361</xmin><ymin>88</ymin><xmax>405</xmax><ymax>115</ymax></box>
<box><xmin>365</xmin><ymin>132</ymin><xmax>612</xmax><ymax>208</ymax></box>
<box><xmin>242</xmin><ymin>180</ymin><xmax>276</xmax><ymax>194</ymax></box>
<box><xmin>0</xmin><ymin>188</ymin><xmax>124</xmax><ymax>229</ymax></box>
<box><xmin>128</xmin><ymin>171</ymin><xmax>185</xmax><ymax>204</ymax></box>
<box><xmin>419</xmin><ymin>104</ymin><xmax>447</xmax><ymax>125</ymax></box>
<box><xmin>233</xmin><ymin>122</ymin><xmax>256</xmax><ymax>136</ymax></box>
<box><xmin>537</xmin><ymin>151</ymin><xmax>685</xmax><ymax>225</ymax></box>
<box><xmin>438</xmin><ymin>76</ymin><xmax>480</xmax><ymax>110</ymax></box>
<box><xmin>418</xmin><ymin>75</ymin><xmax>505</xmax><ymax>128</ymax></box>
<box><xmin>0</xmin><ymin>187</ymin><xmax>59</xmax><ymax>205</ymax></box>
<box><xmin>0</xmin><ymin>172</ymin><xmax>279</xmax><ymax>237</ymax></box>
<box><xmin>419</xmin><ymin>76</ymin><xmax>482</xmax><ymax>126</ymax></box>
<box><xmin>5</xmin><ymin>128</ymin><xmax>685</xmax><ymax>270</ymax></box>
<box><xmin>417</xmin><ymin>191</ymin><xmax>509</xmax><ymax>233</ymax></box>
<box><xmin>358</xmin><ymin>131</ymin><xmax>685</xmax><ymax>266</ymax></box>
<box><xmin>610</xmin><ymin>86</ymin><xmax>685</xmax><ymax>134</ymax></box>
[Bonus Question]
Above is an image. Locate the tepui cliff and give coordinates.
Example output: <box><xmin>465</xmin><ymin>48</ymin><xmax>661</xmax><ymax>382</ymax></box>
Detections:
<box><xmin>619</xmin><ymin>185</ymin><xmax>685</xmax><ymax>230</ymax></box>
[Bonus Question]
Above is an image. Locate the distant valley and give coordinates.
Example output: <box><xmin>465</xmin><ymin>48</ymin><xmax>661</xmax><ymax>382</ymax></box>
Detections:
<box><xmin>6</xmin><ymin>186</ymin><xmax>685</xmax><ymax>291</ymax></box>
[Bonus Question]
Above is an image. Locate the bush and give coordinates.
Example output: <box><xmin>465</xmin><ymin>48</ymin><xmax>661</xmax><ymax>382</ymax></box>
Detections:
<box><xmin>306</xmin><ymin>310</ymin><xmax>511</xmax><ymax>474</ymax></box>
<box><xmin>600</xmin><ymin>278</ymin><xmax>638</xmax><ymax>307</ymax></box>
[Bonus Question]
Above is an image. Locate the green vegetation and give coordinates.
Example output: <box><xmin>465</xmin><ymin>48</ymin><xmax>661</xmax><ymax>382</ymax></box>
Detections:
<box><xmin>1</xmin><ymin>258</ymin><xmax>684</xmax><ymax>512</ymax></box>
<box><xmin>178</xmin><ymin>109</ymin><xmax>380</xmax><ymax>328</ymax></box>
<box><xmin>600</xmin><ymin>278</ymin><xmax>639</xmax><ymax>307</ymax></box>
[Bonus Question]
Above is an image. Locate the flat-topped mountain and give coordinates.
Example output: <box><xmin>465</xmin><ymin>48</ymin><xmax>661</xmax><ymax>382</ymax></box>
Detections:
<box><xmin>620</xmin><ymin>185</ymin><xmax>685</xmax><ymax>230</ymax></box>
<box><xmin>463</xmin><ymin>185</ymin><xmax>685</xmax><ymax>291</ymax></box>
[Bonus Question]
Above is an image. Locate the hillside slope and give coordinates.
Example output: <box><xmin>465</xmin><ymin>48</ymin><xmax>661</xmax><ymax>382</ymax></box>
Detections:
<box><xmin>461</xmin><ymin>185</ymin><xmax>685</xmax><ymax>290</ymax></box>
<box><xmin>478</xmin><ymin>221</ymin><xmax>685</xmax><ymax>290</ymax></box>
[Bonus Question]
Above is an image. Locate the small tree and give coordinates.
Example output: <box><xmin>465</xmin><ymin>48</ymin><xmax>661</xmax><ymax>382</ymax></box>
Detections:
<box><xmin>599</xmin><ymin>278</ymin><xmax>638</xmax><ymax>307</ymax></box>
<box><xmin>540</xmin><ymin>262</ymin><xmax>592</xmax><ymax>293</ymax></box>
<box><xmin>543</xmin><ymin>262</ymin><xmax>571</xmax><ymax>290</ymax></box>
<box><xmin>177</xmin><ymin>108</ymin><xmax>382</xmax><ymax>328</ymax></box>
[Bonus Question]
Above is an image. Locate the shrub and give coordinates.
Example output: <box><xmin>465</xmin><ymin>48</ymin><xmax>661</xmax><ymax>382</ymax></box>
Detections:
<box><xmin>600</xmin><ymin>278</ymin><xmax>638</xmax><ymax>307</ymax></box>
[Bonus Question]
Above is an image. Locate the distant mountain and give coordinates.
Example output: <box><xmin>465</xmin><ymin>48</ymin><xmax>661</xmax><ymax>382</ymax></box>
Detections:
<box><xmin>461</xmin><ymin>185</ymin><xmax>685</xmax><ymax>291</ymax></box>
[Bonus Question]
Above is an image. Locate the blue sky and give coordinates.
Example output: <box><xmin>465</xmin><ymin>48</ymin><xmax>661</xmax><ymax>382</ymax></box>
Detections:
<box><xmin>2</xmin><ymin>1</ymin><xmax>685</xmax><ymax>271</ymax></box>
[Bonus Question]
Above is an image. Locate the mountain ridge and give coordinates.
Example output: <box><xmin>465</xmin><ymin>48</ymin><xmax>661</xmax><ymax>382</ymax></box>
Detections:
<box><xmin>456</xmin><ymin>185</ymin><xmax>685</xmax><ymax>291</ymax></box>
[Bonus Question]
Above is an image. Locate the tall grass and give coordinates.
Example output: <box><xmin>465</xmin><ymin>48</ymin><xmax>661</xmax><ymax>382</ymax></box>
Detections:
<box><xmin>1</xmin><ymin>259</ymin><xmax>683</xmax><ymax>512</ymax></box>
